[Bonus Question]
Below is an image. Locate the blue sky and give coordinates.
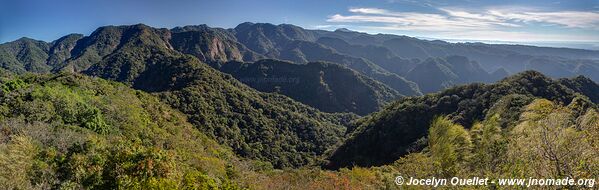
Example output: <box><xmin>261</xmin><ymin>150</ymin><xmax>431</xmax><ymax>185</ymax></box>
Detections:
<box><xmin>1</xmin><ymin>0</ymin><xmax>598</xmax><ymax>49</ymax></box>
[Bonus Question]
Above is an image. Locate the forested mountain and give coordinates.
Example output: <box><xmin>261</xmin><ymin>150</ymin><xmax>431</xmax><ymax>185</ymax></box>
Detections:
<box><xmin>317</xmin><ymin>36</ymin><xmax>508</xmax><ymax>93</ymax></box>
<box><xmin>316</xmin><ymin>36</ymin><xmax>419</xmax><ymax>76</ymax></box>
<box><xmin>1</xmin><ymin>22</ymin><xmax>598</xmax><ymax>189</ymax></box>
<box><xmin>315</xmin><ymin>28</ymin><xmax>599</xmax><ymax>82</ymax></box>
<box><xmin>0</xmin><ymin>23</ymin><xmax>422</xmax><ymax>115</ymax></box>
<box><xmin>1</xmin><ymin>24</ymin><xmax>358</xmax><ymax>169</ymax></box>
<box><xmin>3</xmin><ymin>72</ymin><xmax>596</xmax><ymax>189</ymax></box>
<box><xmin>170</xmin><ymin>25</ymin><xmax>264</xmax><ymax>63</ymax></box>
<box><xmin>214</xmin><ymin>22</ymin><xmax>599</xmax><ymax>89</ymax></box>
<box><xmin>0</xmin><ymin>37</ymin><xmax>51</xmax><ymax>73</ymax></box>
<box><xmin>46</xmin><ymin>34</ymin><xmax>85</xmax><ymax>67</ymax></box>
<box><xmin>233</xmin><ymin>22</ymin><xmax>318</xmax><ymax>57</ymax></box>
<box><xmin>2</xmin><ymin>70</ymin><xmax>596</xmax><ymax>189</ymax></box>
<box><xmin>169</xmin><ymin>27</ymin><xmax>404</xmax><ymax>114</ymax></box>
<box><xmin>559</xmin><ymin>75</ymin><xmax>599</xmax><ymax>103</ymax></box>
<box><xmin>218</xmin><ymin>59</ymin><xmax>401</xmax><ymax>115</ymax></box>
<box><xmin>230</xmin><ymin>23</ymin><xmax>422</xmax><ymax>96</ymax></box>
<box><xmin>84</xmin><ymin>24</ymin><xmax>363</xmax><ymax>168</ymax></box>
<box><xmin>2</xmin><ymin>22</ymin><xmax>597</xmax><ymax>111</ymax></box>
<box><xmin>326</xmin><ymin>71</ymin><xmax>599</xmax><ymax>168</ymax></box>
<box><xmin>405</xmin><ymin>56</ymin><xmax>499</xmax><ymax>93</ymax></box>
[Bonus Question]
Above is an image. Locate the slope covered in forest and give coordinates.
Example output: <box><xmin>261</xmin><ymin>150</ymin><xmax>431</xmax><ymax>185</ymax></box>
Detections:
<box><xmin>1</xmin><ymin>23</ymin><xmax>599</xmax><ymax>171</ymax></box>
<box><xmin>0</xmin><ymin>24</ymin><xmax>357</xmax><ymax>169</ymax></box>
<box><xmin>218</xmin><ymin>59</ymin><xmax>401</xmax><ymax>115</ymax></box>
<box><xmin>327</xmin><ymin>71</ymin><xmax>599</xmax><ymax>168</ymax></box>
<box><xmin>0</xmin><ymin>73</ymin><xmax>249</xmax><ymax>189</ymax></box>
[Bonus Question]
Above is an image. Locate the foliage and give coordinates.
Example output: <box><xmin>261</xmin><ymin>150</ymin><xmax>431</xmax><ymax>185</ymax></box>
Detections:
<box><xmin>0</xmin><ymin>74</ymin><xmax>245</xmax><ymax>189</ymax></box>
<box><xmin>384</xmin><ymin>99</ymin><xmax>598</xmax><ymax>189</ymax></box>
<box><xmin>245</xmin><ymin>103</ymin><xmax>598</xmax><ymax>189</ymax></box>
<box><xmin>505</xmin><ymin>99</ymin><xmax>599</xmax><ymax>178</ymax></box>
<box><xmin>328</xmin><ymin>71</ymin><xmax>598</xmax><ymax>168</ymax></box>
<box><xmin>0</xmin><ymin>38</ymin><xmax>51</xmax><ymax>74</ymax></box>
<box><xmin>57</xmin><ymin>24</ymin><xmax>357</xmax><ymax>168</ymax></box>
<box><xmin>233</xmin><ymin>23</ymin><xmax>422</xmax><ymax>96</ymax></box>
<box><xmin>0</xmin><ymin>136</ymin><xmax>38</xmax><ymax>189</ymax></box>
<box><xmin>427</xmin><ymin>116</ymin><xmax>471</xmax><ymax>177</ymax></box>
<box><xmin>218</xmin><ymin>59</ymin><xmax>400</xmax><ymax>115</ymax></box>
<box><xmin>1</xmin><ymin>22</ymin><xmax>599</xmax><ymax>189</ymax></box>
<box><xmin>0</xmin><ymin>24</ymin><xmax>359</xmax><ymax>169</ymax></box>
<box><xmin>1</xmin><ymin>78</ymin><xmax>27</xmax><ymax>93</ymax></box>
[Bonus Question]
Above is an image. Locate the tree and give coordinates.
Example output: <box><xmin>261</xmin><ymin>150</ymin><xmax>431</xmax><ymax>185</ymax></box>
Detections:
<box><xmin>427</xmin><ymin>116</ymin><xmax>472</xmax><ymax>177</ymax></box>
<box><xmin>507</xmin><ymin>99</ymin><xmax>598</xmax><ymax>179</ymax></box>
<box><xmin>469</xmin><ymin>115</ymin><xmax>506</xmax><ymax>176</ymax></box>
<box><xmin>0</xmin><ymin>135</ymin><xmax>38</xmax><ymax>189</ymax></box>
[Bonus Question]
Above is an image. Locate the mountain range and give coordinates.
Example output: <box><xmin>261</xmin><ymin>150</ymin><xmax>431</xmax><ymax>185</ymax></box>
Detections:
<box><xmin>1</xmin><ymin>22</ymin><xmax>598</xmax><ymax>189</ymax></box>
<box><xmin>3</xmin><ymin>23</ymin><xmax>599</xmax><ymax>116</ymax></box>
<box><xmin>2</xmin><ymin>22</ymin><xmax>597</xmax><ymax>162</ymax></box>
<box><xmin>327</xmin><ymin>70</ymin><xmax>599</xmax><ymax>168</ymax></box>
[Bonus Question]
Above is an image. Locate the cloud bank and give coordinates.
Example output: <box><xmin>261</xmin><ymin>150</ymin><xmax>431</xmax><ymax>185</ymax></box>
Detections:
<box><xmin>326</xmin><ymin>7</ymin><xmax>599</xmax><ymax>42</ymax></box>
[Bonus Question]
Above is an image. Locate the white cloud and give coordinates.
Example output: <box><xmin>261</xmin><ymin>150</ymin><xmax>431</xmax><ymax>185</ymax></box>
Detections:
<box><xmin>349</xmin><ymin>8</ymin><xmax>390</xmax><ymax>15</ymax></box>
<box><xmin>486</xmin><ymin>8</ymin><xmax>599</xmax><ymax>29</ymax></box>
<box><xmin>309</xmin><ymin>24</ymin><xmax>350</xmax><ymax>30</ymax></box>
<box><xmin>328</xmin><ymin>7</ymin><xmax>522</xmax><ymax>32</ymax></box>
<box><xmin>326</xmin><ymin>6</ymin><xmax>599</xmax><ymax>42</ymax></box>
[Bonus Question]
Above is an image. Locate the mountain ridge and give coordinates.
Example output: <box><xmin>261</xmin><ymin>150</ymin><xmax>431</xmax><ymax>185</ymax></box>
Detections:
<box><xmin>218</xmin><ymin>59</ymin><xmax>401</xmax><ymax>115</ymax></box>
<box><xmin>1</xmin><ymin>24</ymin><xmax>359</xmax><ymax>168</ymax></box>
<box><xmin>1</xmin><ymin>22</ymin><xmax>598</xmax><ymax>115</ymax></box>
<box><xmin>326</xmin><ymin>70</ymin><xmax>599</xmax><ymax>168</ymax></box>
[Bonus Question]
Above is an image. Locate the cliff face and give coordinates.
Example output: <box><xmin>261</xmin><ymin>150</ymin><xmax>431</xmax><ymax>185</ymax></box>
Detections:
<box><xmin>170</xmin><ymin>25</ymin><xmax>263</xmax><ymax>64</ymax></box>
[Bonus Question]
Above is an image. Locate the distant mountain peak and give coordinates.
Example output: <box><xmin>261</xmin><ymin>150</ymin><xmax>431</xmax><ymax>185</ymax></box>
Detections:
<box><xmin>90</xmin><ymin>23</ymin><xmax>154</xmax><ymax>34</ymax></box>
<box><xmin>170</xmin><ymin>24</ymin><xmax>210</xmax><ymax>32</ymax></box>
<box><xmin>234</xmin><ymin>22</ymin><xmax>276</xmax><ymax>29</ymax></box>
<box><xmin>8</xmin><ymin>37</ymin><xmax>48</xmax><ymax>45</ymax></box>
<box><xmin>334</xmin><ymin>28</ymin><xmax>355</xmax><ymax>33</ymax></box>
<box><xmin>16</xmin><ymin>37</ymin><xmax>38</xmax><ymax>42</ymax></box>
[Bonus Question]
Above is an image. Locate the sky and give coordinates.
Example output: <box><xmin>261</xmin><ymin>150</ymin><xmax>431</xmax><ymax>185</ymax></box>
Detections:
<box><xmin>1</xmin><ymin>0</ymin><xmax>598</xmax><ymax>49</ymax></box>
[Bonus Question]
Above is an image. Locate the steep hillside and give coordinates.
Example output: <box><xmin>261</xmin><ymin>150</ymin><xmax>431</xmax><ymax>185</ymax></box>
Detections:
<box><xmin>0</xmin><ymin>37</ymin><xmax>51</xmax><ymax>73</ymax></box>
<box><xmin>280</xmin><ymin>40</ymin><xmax>421</xmax><ymax>95</ymax></box>
<box><xmin>0</xmin><ymin>23</ymin><xmax>418</xmax><ymax>115</ymax></box>
<box><xmin>170</xmin><ymin>25</ymin><xmax>263</xmax><ymax>64</ymax></box>
<box><xmin>559</xmin><ymin>75</ymin><xmax>599</xmax><ymax>103</ymax></box>
<box><xmin>46</xmin><ymin>34</ymin><xmax>84</xmax><ymax>67</ymax></box>
<box><xmin>219</xmin><ymin>59</ymin><xmax>401</xmax><ymax>115</ymax></box>
<box><xmin>405</xmin><ymin>56</ymin><xmax>499</xmax><ymax>93</ymax></box>
<box><xmin>387</xmin><ymin>101</ymin><xmax>599</xmax><ymax>184</ymax></box>
<box><xmin>327</xmin><ymin>71</ymin><xmax>598</xmax><ymax>168</ymax></box>
<box><xmin>317</xmin><ymin>37</ymin><xmax>506</xmax><ymax>93</ymax></box>
<box><xmin>0</xmin><ymin>73</ymin><xmax>245</xmax><ymax>189</ymax></box>
<box><xmin>2</xmin><ymin>72</ymin><xmax>596</xmax><ymax>189</ymax></box>
<box><xmin>317</xmin><ymin>37</ymin><xmax>419</xmax><ymax>76</ymax></box>
<box><xmin>54</xmin><ymin>24</ymin><xmax>356</xmax><ymax>168</ymax></box>
<box><xmin>232</xmin><ymin>23</ymin><xmax>422</xmax><ymax>96</ymax></box>
<box><xmin>405</xmin><ymin>58</ymin><xmax>459</xmax><ymax>93</ymax></box>
<box><xmin>3</xmin><ymin>22</ymin><xmax>598</xmax><ymax>97</ymax></box>
<box><xmin>233</xmin><ymin>22</ymin><xmax>317</xmax><ymax>57</ymax></box>
<box><xmin>54</xmin><ymin>25</ymin><xmax>172</xmax><ymax>72</ymax></box>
